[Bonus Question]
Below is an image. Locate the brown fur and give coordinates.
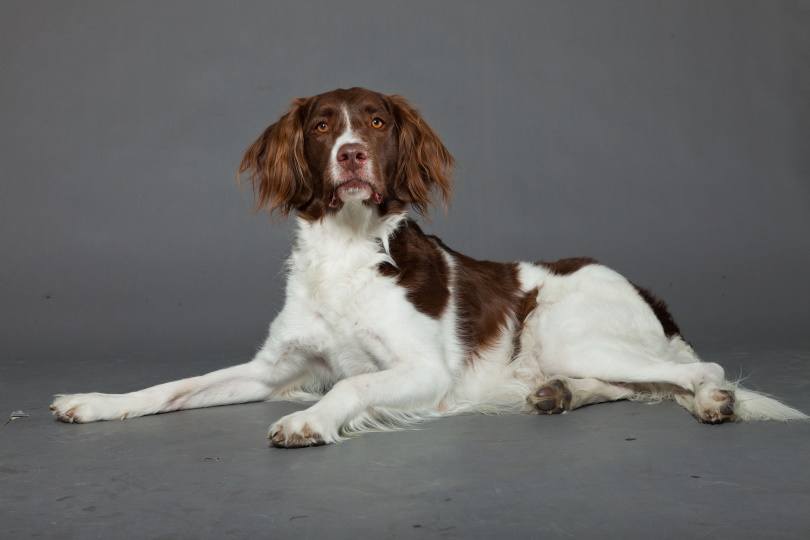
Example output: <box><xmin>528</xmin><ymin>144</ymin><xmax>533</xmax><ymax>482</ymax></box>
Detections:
<box><xmin>632</xmin><ymin>284</ymin><xmax>682</xmax><ymax>338</ymax></box>
<box><xmin>453</xmin><ymin>258</ymin><xmax>522</xmax><ymax>360</ymax></box>
<box><xmin>537</xmin><ymin>257</ymin><xmax>598</xmax><ymax>275</ymax></box>
<box><xmin>428</xmin><ymin>238</ymin><xmax>525</xmax><ymax>360</ymax></box>
<box><xmin>511</xmin><ymin>287</ymin><xmax>539</xmax><ymax>361</ymax></box>
<box><xmin>387</xmin><ymin>95</ymin><xmax>454</xmax><ymax>214</ymax></box>
<box><xmin>238</xmin><ymin>97</ymin><xmax>314</xmax><ymax>216</ymax></box>
<box><xmin>378</xmin><ymin>221</ymin><xmax>449</xmax><ymax>318</ymax></box>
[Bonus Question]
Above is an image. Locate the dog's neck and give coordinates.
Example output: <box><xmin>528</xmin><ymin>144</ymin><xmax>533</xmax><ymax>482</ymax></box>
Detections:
<box><xmin>294</xmin><ymin>201</ymin><xmax>406</xmax><ymax>261</ymax></box>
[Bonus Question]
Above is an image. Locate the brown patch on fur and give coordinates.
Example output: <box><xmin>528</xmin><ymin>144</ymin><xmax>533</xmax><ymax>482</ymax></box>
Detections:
<box><xmin>378</xmin><ymin>220</ymin><xmax>449</xmax><ymax>318</ymax></box>
<box><xmin>430</xmin><ymin>238</ymin><xmax>526</xmax><ymax>360</ymax></box>
<box><xmin>632</xmin><ymin>284</ymin><xmax>682</xmax><ymax>338</ymax></box>
<box><xmin>454</xmin><ymin>258</ymin><xmax>522</xmax><ymax>357</ymax></box>
<box><xmin>537</xmin><ymin>257</ymin><xmax>598</xmax><ymax>275</ymax></box>
<box><xmin>511</xmin><ymin>287</ymin><xmax>539</xmax><ymax>361</ymax></box>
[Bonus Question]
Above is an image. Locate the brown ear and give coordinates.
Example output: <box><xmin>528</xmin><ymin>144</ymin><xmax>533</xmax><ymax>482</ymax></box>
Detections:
<box><xmin>238</xmin><ymin>97</ymin><xmax>312</xmax><ymax>215</ymax></box>
<box><xmin>388</xmin><ymin>95</ymin><xmax>454</xmax><ymax>214</ymax></box>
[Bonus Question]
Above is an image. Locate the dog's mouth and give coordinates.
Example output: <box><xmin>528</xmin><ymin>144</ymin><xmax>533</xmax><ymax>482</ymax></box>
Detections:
<box><xmin>330</xmin><ymin>179</ymin><xmax>384</xmax><ymax>207</ymax></box>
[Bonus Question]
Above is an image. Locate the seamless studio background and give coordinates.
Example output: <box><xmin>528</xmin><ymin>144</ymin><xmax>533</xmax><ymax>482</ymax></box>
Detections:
<box><xmin>2</xmin><ymin>0</ymin><xmax>809</xmax><ymax>380</ymax></box>
<box><xmin>3</xmin><ymin>2</ymin><xmax>810</xmax><ymax>538</ymax></box>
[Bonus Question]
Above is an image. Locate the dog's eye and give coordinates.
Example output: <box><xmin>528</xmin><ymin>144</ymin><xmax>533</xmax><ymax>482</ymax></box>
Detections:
<box><xmin>315</xmin><ymin>121</ymin><xmax>329</xmax><ymax>133</ymax></box>
<box><xmin>370</xmin><ymin>117</ymin><xmax>385</xmax><ymax>129</ymax></box>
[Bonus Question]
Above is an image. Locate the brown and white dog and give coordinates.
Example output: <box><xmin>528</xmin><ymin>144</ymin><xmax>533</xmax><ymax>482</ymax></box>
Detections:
<box><xmin>50</xmin><ymin>87</ymin><xmax>807</xmax><ymax>447</ymax></box>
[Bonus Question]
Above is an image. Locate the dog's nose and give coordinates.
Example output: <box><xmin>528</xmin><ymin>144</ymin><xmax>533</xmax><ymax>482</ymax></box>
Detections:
<box><xmin>336</xmin><ymin>143</ymin><xmax>368</xmax><ymax>170</ymax></box>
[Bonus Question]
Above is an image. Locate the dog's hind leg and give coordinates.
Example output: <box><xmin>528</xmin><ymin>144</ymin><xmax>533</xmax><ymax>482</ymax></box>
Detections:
<box><xmin>540</xmin><ymin>340</ymin><xmax>738</xmax><ymax>416</ymax></box>
<box><xmin>522</xmin><ymin>264</ymin><xmax>805</xmax><ymax>423</ymax></box>
<box><xmin>547</xmin><ymin>344</ymin><xmax>725</xmax><ymax>392</ymax></box>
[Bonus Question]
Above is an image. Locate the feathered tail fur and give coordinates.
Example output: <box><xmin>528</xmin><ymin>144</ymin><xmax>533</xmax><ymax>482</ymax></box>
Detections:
<box><xmin>732</xmin><ymin>386</ymin><xmax>808</xmax><ymax>422</ymax></box>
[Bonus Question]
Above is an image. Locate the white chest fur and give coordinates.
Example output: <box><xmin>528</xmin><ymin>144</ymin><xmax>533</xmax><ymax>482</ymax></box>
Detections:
<box><xmin>283</xmin><ymin>205</ymin><xmax>415</xmax><ymax>374</ymax></box>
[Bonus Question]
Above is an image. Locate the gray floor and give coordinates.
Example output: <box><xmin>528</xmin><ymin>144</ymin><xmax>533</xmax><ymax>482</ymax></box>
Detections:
<box><xmin>2</xmin><ymin>350</ymin><xmax>809</xmax><ymax>539</ymax></box>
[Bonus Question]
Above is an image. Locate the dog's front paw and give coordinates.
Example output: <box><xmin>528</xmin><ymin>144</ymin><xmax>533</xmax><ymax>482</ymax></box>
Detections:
<box><xmin>268</xmin><ymin>411</ymin><xmax>336</xmax><ymax>448</ymax></box>
<box><xmin>49</xmin><ymin>393</ymin><xmax>128</xmax><ymax>423</ymax></box>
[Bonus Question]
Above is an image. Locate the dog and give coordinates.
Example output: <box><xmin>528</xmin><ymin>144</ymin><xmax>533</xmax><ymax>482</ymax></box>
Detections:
<box><xmin>50</xmin><ymin>87</ymin><xmax>807</xmax><ymax>447</ymax></box>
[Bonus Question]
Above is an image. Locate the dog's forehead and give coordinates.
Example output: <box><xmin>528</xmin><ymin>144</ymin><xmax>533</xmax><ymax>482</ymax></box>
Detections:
<box><xmin>310</xmin><ymin>88</ymin><xmax>387</xmax><ymax>117</ymax></box>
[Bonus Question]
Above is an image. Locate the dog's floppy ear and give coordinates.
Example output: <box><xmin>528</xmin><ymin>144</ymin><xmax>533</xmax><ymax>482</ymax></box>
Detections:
<box><xmin>238</xmin><ymin>97</ymin><xmax>313</xmax><ymax>215</ymax></box>
<box><xmin>388</xmin><ymin>95</ymin><xmax>454</xmax><ymax>214</ymax></box>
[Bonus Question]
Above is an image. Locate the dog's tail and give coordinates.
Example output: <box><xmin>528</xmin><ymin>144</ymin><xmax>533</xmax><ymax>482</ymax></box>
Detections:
<box><xmin>732</xmin><ymin>386</ymin><xmax>808</xmax><ymax>422</ymax></box>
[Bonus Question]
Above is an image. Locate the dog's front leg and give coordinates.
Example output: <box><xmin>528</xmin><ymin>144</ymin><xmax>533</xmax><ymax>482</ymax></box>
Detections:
<box><xmin>48</xmin><ymin>345</ymin><xmax>317</xmax><ymax>424</ymax></box>
<box><xmin>50</xmin><ymin>307</ymin><xmax>326</xmax><ymax>423</ymax></box>
<box><xmin>268</xmin><ymin>361</ymin><xmax>451</xmax><ymax>448</ymax></box>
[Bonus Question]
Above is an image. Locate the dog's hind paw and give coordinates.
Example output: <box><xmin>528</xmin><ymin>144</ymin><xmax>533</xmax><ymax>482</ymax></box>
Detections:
<box><xmin>696</xmin><ymin>387</ymin><xmax>736</xmax><ymax>424</ymax></box>
<box><xmin>528</xmin><ymin>379</ymin><xmax>572</xmax><ymax>415</ymax></box>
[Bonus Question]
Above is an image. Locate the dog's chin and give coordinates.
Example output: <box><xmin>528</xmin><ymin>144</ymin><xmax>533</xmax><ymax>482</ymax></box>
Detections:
<box><xmin>337</xmin><ymin>180</ymin><xmax>373</xmax><ymax>203</ymax></box>
<box><xmin>337</xmin><ymin>180</ymin><xmax>374</xmax><ymax>202</ymax></box>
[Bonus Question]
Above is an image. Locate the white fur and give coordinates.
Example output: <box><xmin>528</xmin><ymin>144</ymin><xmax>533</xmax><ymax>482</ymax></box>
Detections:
<box><xmin>50</xmin><ymin>204</ymin><xmax>807</xmax><ymax>444</ymax></box>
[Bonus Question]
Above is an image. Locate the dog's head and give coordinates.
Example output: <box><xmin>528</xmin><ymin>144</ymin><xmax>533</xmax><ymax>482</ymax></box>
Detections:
<box><xmin>238</xmin><ymin>87</ymin><xmax>453</xmax><ymax>219</ymax></box>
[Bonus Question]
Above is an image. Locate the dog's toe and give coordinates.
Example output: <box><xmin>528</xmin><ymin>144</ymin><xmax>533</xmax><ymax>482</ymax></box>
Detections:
<box><xmin>528</xmin><ymin>379</ymin><xmax>572</xmax><ymax>415</ymax></box>
<box><xmin>268</xmin><ymin>421</ymin><xmax>327</xmax><ymax>448</ymax></box>
<box><xmin>697</xmin><ymin>388</ymin><xmax>736</xmax><ymax>424</ymax></box>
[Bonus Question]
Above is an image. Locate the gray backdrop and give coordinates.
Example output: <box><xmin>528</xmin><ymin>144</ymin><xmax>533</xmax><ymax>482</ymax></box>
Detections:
<box><xmin>2</xmin><ymin>0</ymin><xmax>809</xmax><ymax>373</ymax></box>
